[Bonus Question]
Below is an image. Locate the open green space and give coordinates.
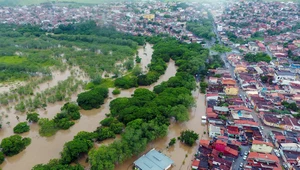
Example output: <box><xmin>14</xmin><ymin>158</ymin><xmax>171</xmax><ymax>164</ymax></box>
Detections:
<box><xmin>0</xmin><ymin>56</ymin><xmax>27</xmax><ymax>65</ymax></box>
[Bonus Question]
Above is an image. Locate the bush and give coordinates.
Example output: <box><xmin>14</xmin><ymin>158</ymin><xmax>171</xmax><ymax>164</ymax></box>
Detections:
<box><xmin>94</xmin><ymin>127</ymin><xmax>115</xmax><ymax>141</ymax></box>
<box><xmin>115</xmin><ymin>76</ymin><xmax>138</xmax><ymax>89</ymax></box>
<box><xmin>61</xmin><ymin>102</ymin><xmax>81</xmax><ymax>120</ymax></box>
<box><xmin>112</xmin><ymin>89</ymin><xmax>121</xmax><ymax>95</ymax></box>
<box><xmin>135</xmin><ymin>56</ymin><xmax>141</xmax><ymax>63</ymax></box>
<box><xmin>100</xmin><ymin>117</ymin><xmax>115</xmax><ymax>127</ymax></box>
<box><xmin>179</xmin><ymin>130</ymin><xmax>199</xmax><ymax>146</ymax></box>
<box><xmin>0</xmin><ymin>152</ymin><xmax>4</xmax><ymax>164</ymax></box>
<box><xmin>168</xmin><ymin>138</ymin><xmax>176</xmax><ymax>146</ymax></box>
<box><xmin>13</xmin><ymin>122</ymin><xmax>30</xmax><ymax>134</ymax></box>
<box><xmin>200</xmin><ymin>82</ymin><xmax>208</xmax><ymax>94</ymax></box>
<box><xmin>109</xmin><ymin>122</ymin><xmax>124</xmax><ymax>134</ymax></box>
<box><xmin>26</xmin><ymin>112</ymin><xmax>40</xmax><ymax>123</ymax></box>
<box><xmin>60</xmin><ymin>139</ymin><xmax>93</xmax><ymax>164</ymax></box>
<box><xmin>0</xmin><ymin>135</ymin><xmax>31</xmax><ymax>156</ymax></box>
<box><xmin>38</xmin><ymin>118</ymin><xmax>59</xmax><ymax>137</ymax></box>
<box><xmin>77</xmin><ymin>87</ymin><xmax>108</xmax><ymax>110</ymax></box>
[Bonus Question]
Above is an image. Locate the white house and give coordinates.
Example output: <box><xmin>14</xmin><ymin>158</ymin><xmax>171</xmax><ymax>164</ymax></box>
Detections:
<box><xmin>209</xmin><ymin>124</ymin><xmax>221</xmax><ymax>138</ymax></box>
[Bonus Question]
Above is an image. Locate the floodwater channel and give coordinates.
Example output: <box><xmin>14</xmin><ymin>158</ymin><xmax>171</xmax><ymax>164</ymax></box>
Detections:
<box><xmin>0</xmin><ymin>43</ymin><xmax>206</xmax><ymax>170</ymax></box>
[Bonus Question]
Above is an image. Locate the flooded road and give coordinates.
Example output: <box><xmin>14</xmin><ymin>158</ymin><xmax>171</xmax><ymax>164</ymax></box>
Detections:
<box><xmin>138</xmin><ymin>43</ymin><xmax>153</xmax><ymax>73</ymax></box>
<box><xmin>0</xmin><ymin>42</ymin><xmax>203</xmax><ymax>170</ymax></box>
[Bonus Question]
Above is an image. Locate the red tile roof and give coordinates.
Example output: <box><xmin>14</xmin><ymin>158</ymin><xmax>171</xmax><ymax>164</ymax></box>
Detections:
<box><xmin>227</xmin><ymin>126</ymin><xmax>239</xmax><ymax>135</ymax></box>
<box><xmin>207</xmin><ymin>112</ymin><xmax>218</xmax><ymax>118</ymax></box>
<box><xmin>214</xmin><ymin>140</ymin><xmax>227</xmax><ymax>152</ymax></box>
<box><xmin>222</xmin><ymin>79</ymin><xmax>236</xmax><ymax>85</ymax></box>
<box><xmin>199</xmin><ymin>140</ymin><xmax>210</xmax><ymax>148</ymax></box>
<box><xmin>234</xmin><ymin>120</ymin><xmax>259</xmax><ymax>126</ymax></box>
<box><xmin>228</xmin><ymin>105</ymin><xmax>252</xmax><ymax>112</ymax></box>
<box><xmin>206</xmin><ymin>93</ymin><xmax>219</xmax><ymax>97</ymax></box>
<box><xmin>248</xmin><ymin>152</ymin><xmax>279</xmax><ymax>162</ymax></box>
<box><xmin>224</xmin><ymin>146</ymin><xmax>238</xmax><ymax>157</ymax></box>
<box><xmin>192</xmin><ymin>159</ymin><xmax>200</xmax><ymax>167</ymax></box>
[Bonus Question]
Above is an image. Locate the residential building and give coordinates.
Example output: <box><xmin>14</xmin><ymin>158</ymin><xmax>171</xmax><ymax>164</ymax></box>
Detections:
<box><xmin>245</xmin><ymin>152</ymin><xmax>281</xmax><ymax>170</ymax></box>
<box><xmin>224</xmin><ymin>86</ymin><xmax>239</xmax><ymax>95</ymax></box>
<box><xmin>209</xmin><ymin>124</ymin><xmax>221</xmax><ymax>138</ymax></box>
<box><xmin>134</xmin><ymin>149</ymin><xmax>174</xmax><ymax>170</ymax></box>
<box><xmin>251</xmin><ymin>140</ymin><xmax>274</xmax><ymax>153</ymax></box>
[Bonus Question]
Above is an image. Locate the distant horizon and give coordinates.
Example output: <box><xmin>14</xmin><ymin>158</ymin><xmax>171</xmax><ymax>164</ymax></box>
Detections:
<box><xmin>0</xmin><ymin>0</ymin><xmax>299</xmax><ymax>6</ymax></box>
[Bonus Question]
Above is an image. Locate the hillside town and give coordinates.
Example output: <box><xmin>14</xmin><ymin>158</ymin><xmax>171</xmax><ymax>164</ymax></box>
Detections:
<box><xmin>0</xmin><ymin>1</ymin><xmax>299</xmax><ymax>170</ymax></box>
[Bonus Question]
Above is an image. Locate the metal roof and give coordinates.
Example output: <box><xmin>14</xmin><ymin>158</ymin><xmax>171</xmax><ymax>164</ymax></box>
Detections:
<box><xmin>134</xmin><ymin>149</ymin><xmax>174</xmax><ymax>170</ymax></box>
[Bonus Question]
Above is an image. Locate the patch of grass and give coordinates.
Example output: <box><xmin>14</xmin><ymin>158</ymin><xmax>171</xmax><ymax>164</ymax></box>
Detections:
<box><xmin>247</xmin><ymin>37</ymin><xmax>264</xmax><ymax>41</ymax></box>
<box><xmin>0</xmin><ymin>56</ymin><xmax>27</xmax><ymax>65</ymax></box>
<box><xmin>98</xmin><ymin>79</ymin><xmax>115</xmax><ymax>88</ymax></box>
<box><xmin>85</xmin><ymin>78</ymin><xmax>115</xmax><ymax>90</ymax></box>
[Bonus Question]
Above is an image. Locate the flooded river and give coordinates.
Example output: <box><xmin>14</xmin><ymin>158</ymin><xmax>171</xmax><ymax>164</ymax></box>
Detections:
<box><xmin>0</xmin><ymin>43</ymin><xmax>206</xmax><ymax>170</ymax></box>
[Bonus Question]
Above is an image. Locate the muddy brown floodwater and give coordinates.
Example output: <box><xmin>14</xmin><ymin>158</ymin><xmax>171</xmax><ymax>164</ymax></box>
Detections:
<box><xmin>138</xmin><ymin>43</ymin><xmax>153</xmax><ymax>73</ymax></box>
<box><xmin>0</xmin><ymin>43</ymin><xmax>205</xmax><ymax>170</ymax></box>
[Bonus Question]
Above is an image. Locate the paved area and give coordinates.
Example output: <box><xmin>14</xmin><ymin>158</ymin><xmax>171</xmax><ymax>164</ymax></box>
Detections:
<box><xmin>232</xmin><ymin>145</ymin><xmax>250</xmax><ymax>170</ymax></box>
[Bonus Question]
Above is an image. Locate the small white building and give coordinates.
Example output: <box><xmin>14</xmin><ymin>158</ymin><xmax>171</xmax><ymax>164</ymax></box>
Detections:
<box><xmin>209</xmin><ymin>124</ymin><xmax>221</xmax><ymax>138</ymax></box>
<box><xmin>274</xmin><ymin>71</ymin><xmax>295</xmax><ymax>82</ymax></box>
<box><xmin>217</xmin><ymin>25</ymin><xmax>223</xmax><ymax>32</ymax></box>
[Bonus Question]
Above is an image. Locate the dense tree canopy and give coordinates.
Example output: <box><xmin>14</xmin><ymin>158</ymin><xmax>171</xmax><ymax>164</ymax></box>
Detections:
<box><xmin>32</xmin><ymin>159</ymin><xmax>84</xmax><ymax>170</ymax></box>
<box><xmin>211</xmin><ymin>44</ymin><xmax>232</xmax><ymax>53</ymax></box>
<box><xmin>26</xmin><ymin>112</ymin><xmax>40</xmax><ymax>123</ymax></box>
<box><xmin>38</xmin><ymin>102</ymin><xmax>82</xmax><ymax>136</ymax></box>
<box><xmin>13</xmin><ymin>122</ymin><xmax>30</xmax><ymax>134</ymax></box>
<box><xmin>186</xmin><ymin>19</ymin><xmax>215</xmax><ymax>40</ymax></box>
<box><xmin>0</xmin><ymin>135</ymin><xmax>31</xmax><ymax>156</ymax></box>
<box><xmin>179</xmin><ymin>130</ymin><xmax>199</xmax><ymax>146</ymax></box>
<box><xmin>60</xmin><ymin>138</ymin><xmax>93</xmax><ymax>164</ymax></box>
<box><xmin>77</xmin><ymin>87</ymin><xmax>108</xmax><ymax>110</ymax></box>
<box><xmin>244</xmin><ymin>53</ymin><xmax>271</xmax><ymax>63</ymax></box>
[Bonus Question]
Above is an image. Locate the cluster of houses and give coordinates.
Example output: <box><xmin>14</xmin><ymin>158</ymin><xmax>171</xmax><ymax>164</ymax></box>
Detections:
<box><xmin>270</xmin><ymin>130</ymin><xmax>300</xmax><ymax>169</ymax></box>
<box><xmin>198</xmin><ymin>45</ymin><xmax>300</xmax><ymax>169</ymax></box>
<box><xmin>193</xmin><ymin>137</ymin><xmax>283</xmax><ymax>170</ymax></box>
<box><xmin>0</xmin><ymin>1</ymin><xmax>211</xmax><ymax>43</ymax></box>
<box><xmin>193</xmin><ymin>64</ymin><xmax>300</xmax><ymax>169</ymax></box>
<box><xmin>215</xmin><ymin>1</ymin><xmax>300</xmax><ymax>58</ymax></box>
<box><xmin>225</xmin><ymin>52</ymin><xmax>300</xmax><ymax>132</ymax></box>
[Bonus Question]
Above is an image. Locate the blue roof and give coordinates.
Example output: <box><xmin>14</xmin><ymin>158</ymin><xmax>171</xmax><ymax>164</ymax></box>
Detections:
<box><xmin>134</xmin><ymin>149</ymin><xmax>174</xmax><ymax>170</ymax></box>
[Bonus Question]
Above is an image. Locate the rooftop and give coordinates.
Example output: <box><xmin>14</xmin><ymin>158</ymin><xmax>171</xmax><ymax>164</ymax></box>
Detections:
<box><xmin>252</xmin><ymin>140</ymin><xmax>274</xmax><ymax>147</ymax></box>
<box><xmin>213</xmin><ymin>106</ymin><xmax>229</xmax><ymax>112</ymax></box>
<box><xmin>248</xmin><ymin>152</ymin><xmax>279</xmax><ymax>162</ymax></box>
<box><xmin>276</xmin><ymin>71</ymin><xmax>295</xmax><ymax>76</ymax></box>
<box><xmin>134</xmin><ymin>149</ymin><xmax>174</xmax><ymax>170</ymax></box>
